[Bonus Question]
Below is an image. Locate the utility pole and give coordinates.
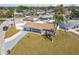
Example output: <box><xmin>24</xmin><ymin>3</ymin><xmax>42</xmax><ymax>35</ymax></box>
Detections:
<box><xmin>13</xmin><ymin>12</ymin><xmax>16</xmax><ymax>27</ymax></box>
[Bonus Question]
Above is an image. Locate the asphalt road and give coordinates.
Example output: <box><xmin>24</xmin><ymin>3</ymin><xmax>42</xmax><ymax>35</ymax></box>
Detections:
<box><xmin>0</xmin><ymin>20</ymin><xmax>12</xmax><ymax>54</ymax></box>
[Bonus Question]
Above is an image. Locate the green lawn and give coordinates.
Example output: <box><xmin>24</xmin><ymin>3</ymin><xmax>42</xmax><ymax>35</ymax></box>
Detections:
<box><xmin>10</xmin><ymin>30</ymin><xmax>79</xmax><ymax>55</ymax></box>
<box><xmin>5</xmin><ymin>26</ymin><xmax>19</xmax><ymax>39</ymax></box>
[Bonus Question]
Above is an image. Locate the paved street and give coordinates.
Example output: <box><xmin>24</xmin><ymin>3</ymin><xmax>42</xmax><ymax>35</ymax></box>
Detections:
<box><xmin>0</xmin><ymin>20</ymin><xmax>28</xmax><ymax>54</ymax></box>
<box><xmin>0</xmin><ymin>20</ymin><xmax>12</xmax><ymax>54</ymax></box>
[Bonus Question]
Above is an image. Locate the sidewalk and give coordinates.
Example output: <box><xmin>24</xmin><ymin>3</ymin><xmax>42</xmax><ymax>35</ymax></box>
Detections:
<box><xmin>68</xmin><ymin>30</ymin><xmax>79</xmax><ymax>35</ymax></box>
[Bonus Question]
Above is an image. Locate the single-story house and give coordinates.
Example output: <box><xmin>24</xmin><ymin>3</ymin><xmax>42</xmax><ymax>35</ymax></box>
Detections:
<box><xmin>23</xmin><ymin>22</ymin><xmax>55</xmax><ymax>34</ymax></box>
<box><xmin>36</xmin><ymin>10</ymin><xmax>46</xmax><ymax>15</ymax></box>
<box><xmin>46</xmin><ymin>10</ymin><xmax>55</xmax><ymax>15</ymax></box>
<box><xmin>66</xmin><ymin>20</ymin><xmax>79</xmax><ymax>29</ymax></box>
<box><xmin>59</xmin><ymin>20</ymin><xmax>79</xmax><ymax>30</ymax></box>
<box><xmin>23</xmin><ymin>16</ymin><xmax>38</xmax><ymax>22</ymax></box>
<box><xmin>38</xmin><ymin>15</ymin><xmax>54</xmax><ymax>23</ymax></box>
<box><xmin>14</xmin><ymin>12</ymin><xmax>24</xmax><ymax>16</ymax></box>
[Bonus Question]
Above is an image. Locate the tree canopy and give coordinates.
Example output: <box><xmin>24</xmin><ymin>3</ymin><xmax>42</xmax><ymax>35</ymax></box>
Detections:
<box><xmin>53</xmin><ymin>14</ymin><xmax>64</xmax><ymax>25</ymax></box>
<box><xmin>6</xmin><ymin>10</ymin><xmax>14</xmax><ymax>18</ymax></box>
<box><xmin>0</xmin><ymin>11</ymin><xmax>4</xmax><ymax>18</ymax></box>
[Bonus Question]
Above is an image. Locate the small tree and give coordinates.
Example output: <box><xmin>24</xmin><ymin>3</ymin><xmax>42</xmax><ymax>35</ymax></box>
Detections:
<box><xmin>53</xmin><ymin>14</ymin><xmax>64</xmax><ymax>34</ymax></box>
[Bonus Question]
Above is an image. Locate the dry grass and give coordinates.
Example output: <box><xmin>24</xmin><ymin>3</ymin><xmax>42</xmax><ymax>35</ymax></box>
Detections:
<box><xmin>0</xmin><ymin>22</ymin><xmax>2</xmax><ymax>25</ymax></box>
<box><xmin>0</xmin><ymin>21</ymin><xmax>4</xmax><ymax>25</ymax></box>
<box><xmin>10</xmin><ymin>30</ymin><xmax>79</xmax><ymax>55</ymax></box>
<box><xmin>5</xmin><ymin>26</ymin><xmax>19</xmax><ymax>39</ymax></box>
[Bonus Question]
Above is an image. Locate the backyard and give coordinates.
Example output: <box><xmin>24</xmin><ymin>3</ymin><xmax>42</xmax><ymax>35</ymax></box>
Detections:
<box><xmin>10</xmin><ymin>30</ymin><xmax>79</xmax><ymax>55</ymax></box>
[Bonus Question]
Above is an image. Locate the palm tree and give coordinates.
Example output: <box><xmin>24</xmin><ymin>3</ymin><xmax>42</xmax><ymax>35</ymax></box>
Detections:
<box><xmin>53</xmin><ymin>14</ymin><xmax>64</xmax><ymax>35</ymax></box>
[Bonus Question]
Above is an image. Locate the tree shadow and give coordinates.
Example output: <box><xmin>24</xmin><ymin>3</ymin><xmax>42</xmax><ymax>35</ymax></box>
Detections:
<box><xmin>42</xmin><ymin>34</ymin><xmax>55</xmax><ymax>42</ymax></box>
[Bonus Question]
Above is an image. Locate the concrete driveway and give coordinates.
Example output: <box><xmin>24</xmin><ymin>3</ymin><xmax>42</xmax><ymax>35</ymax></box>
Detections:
<box><xmin>5</xmin><ymin>31</ymin><xmax>28</xmax><ymax>52</ymax></box>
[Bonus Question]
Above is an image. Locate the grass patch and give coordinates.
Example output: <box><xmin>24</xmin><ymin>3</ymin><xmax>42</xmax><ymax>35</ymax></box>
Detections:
<box><xmin>0</xmin><ymin>20</ymin><xmax>4</xmax><ymax>25</ymax></box>
<box><xmin>10</xmin><ymin>30</ymin><xmax>79</xmax><ymax>55</ymax></box>
<box><xmin>0</xmin><ymin>22</ymin><xmax>2</xmax><ymax>25</ymax></box>
<box><xmin>5</xmin><ymin>26</ymin><xmax>19</xmax><ymax>39</ymax></box>
<box><xmin>16</xmin><ymin>16</ymin><xmax>25</xmax><ymax>18</ymax></box>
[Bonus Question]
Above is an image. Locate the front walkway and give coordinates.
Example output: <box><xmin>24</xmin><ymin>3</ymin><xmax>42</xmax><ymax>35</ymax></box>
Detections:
<box><xmin>5</xmin><ymin>31</ymin><xmax>28</xmax><ymax>52</ymax></box>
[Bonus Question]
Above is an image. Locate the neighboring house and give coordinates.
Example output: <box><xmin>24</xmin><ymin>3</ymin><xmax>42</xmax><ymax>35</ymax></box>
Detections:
<box><xmin>12</xmin><ymin>18</ymin><xmax>25</xmax><ymax>24</ymax></box>
<box><xmin>38</xmin><ymin>15</ymin><xmax>54</xmax><ymax>23</ymax></box>
<box><xmin>23</xmin><ymin>9</ymin><xmax>55</xmax><ymax>15</ymax></box>
<box><xmin>23</xmin><ymin>16</ymin><xmax>38</xmax><ymax>22</ymax></box>
<box><xmin>46</xmin><ymin>10</ymin><xmax>55</xmax><ymax>15</ymax></box>
<box><xmin>69</xmin><ymin>9</ymin><xmax>79</xmax><ymax>19</ymax></box>
<box><xmin>23</xmin><ymin>10</ymin><xmax>35</xmax><ymax>15</ymax></box>
<box><xmin>59</xmin><ymin>20</ymin><xmax>79</xmax><ymax>30</ymax></box>
<box><xmin>23</xmin><ymin>22</ymin><xmax>55</xmax><ymax>34</ymax></box>
<box><xmin>66</xmin><ymin>20</ymin><xmax>79</xmax><ymax>29</ymax></box>
<box><xmin>36</xmin><ymin>10</ymin><xmax>45</xmax><ymax>15</ymax></box>
<box><xmin>14</xmin><ymin>12</ymin><xmax>24</xmax><ymax>17</ymax></box>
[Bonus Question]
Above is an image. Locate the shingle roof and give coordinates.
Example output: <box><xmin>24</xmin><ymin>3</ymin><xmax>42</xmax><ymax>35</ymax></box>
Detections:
<box><xmin>24</xmin><ymin>22</ymin><xmax>54</xmax><ymax>30</ymax></box>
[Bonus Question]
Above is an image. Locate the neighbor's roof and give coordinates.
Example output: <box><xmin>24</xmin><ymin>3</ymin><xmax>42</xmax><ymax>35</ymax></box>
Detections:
<box><xmin>24</xmin><ymin>22</ymin><xmax>54</xmax><ymax>30</ymax></box>
<box><xmin>35</xmin><ymin>21</ymin><xmax>44</xmax><ymax>23</ymax></box>
<box><xmin>24</xmin><ymin>16</ymin><xmax>37</xmax><ymax>21</ymax></box>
